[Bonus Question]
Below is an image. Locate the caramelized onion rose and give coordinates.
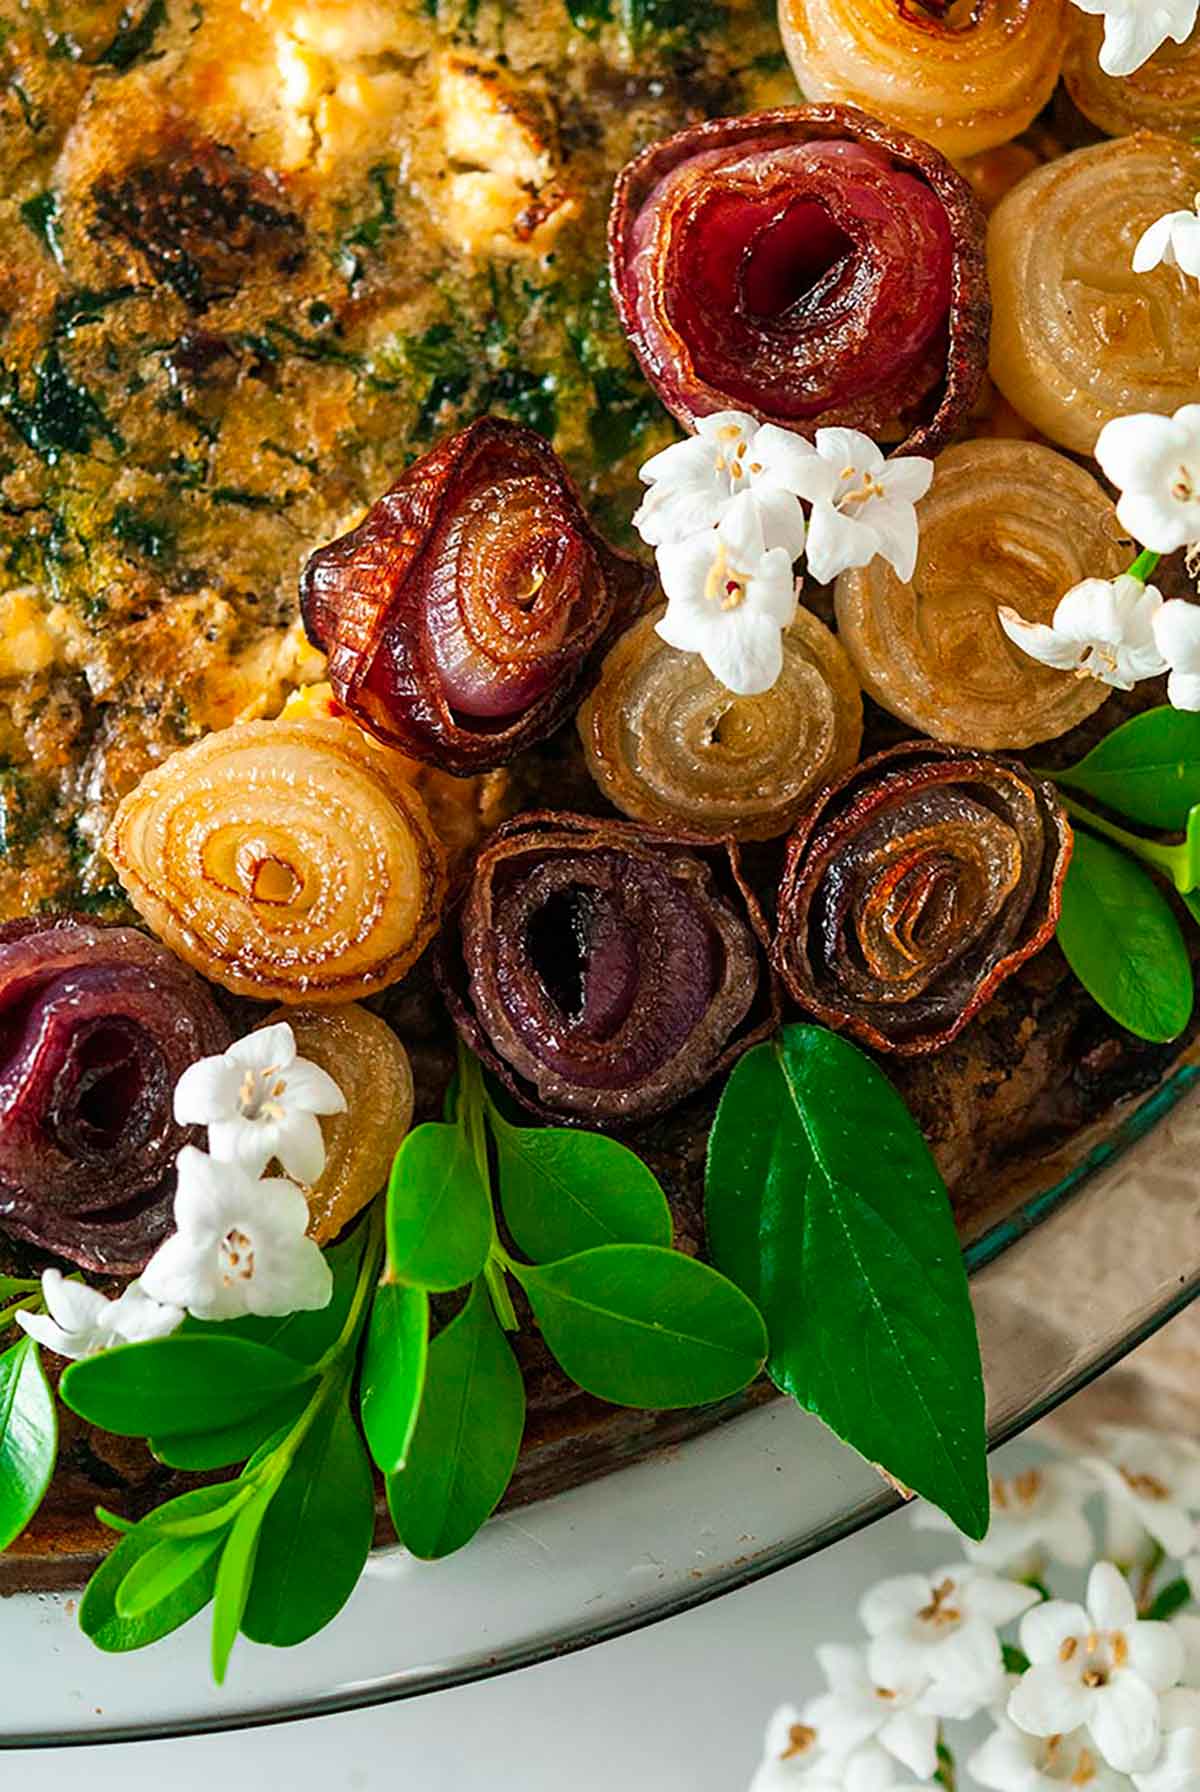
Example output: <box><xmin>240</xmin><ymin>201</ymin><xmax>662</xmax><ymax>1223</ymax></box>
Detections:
<box><xmin>774</xmin><ymin>744</ymin><xmax>1072</xmax><ymax>1056</ymax></box>
<box><xmin>778</xmin><ymin>0</ymin><xmax>1067</xmax><ymax>159</ymax></box>
<box><xmin>300</xmin><ymin>418</ymin><xmax>653</xmax><ymax>775</ymax></box>
<box><xmin>608</xmin><ymin>105</ymin><xmax>989</xmax><ymax>456</ymax></box>
<box><xmin>438</xmin><ymin>813</ymin><xmax>777</xmax><ymax>1126</ymax></box>
<box><xmin>578</xmin><ymin>605</ymin><xmax>863</xmax><ymax>841</ymax></box>
<box><xmin>988</xmin><ymin>135</ymin><xmax>1200</xmax><ymax>455</ymax></box>
<box><xmin>1064</xmin><ymin>20</ymin><xmax>1200</xmax><ymax>138</ymax></box>
<box><xmin>0</xmin><ymin>917</ymin><xmax>231</xmax><ymax>1273</ymax></box>
<box><xmin>260</xmin><ymin>1004</ymin><xmax>414</xmax><ymax>1245</ymax></box>
<box><xmin>834</xmin><ymin>440</ymin><xmax>1127</xmax><ymax>750</ymax></box>
<box><xmin>106</xmin><ymin>717</ymin><xmax>447</xmax><ymax>1005</ymax></box>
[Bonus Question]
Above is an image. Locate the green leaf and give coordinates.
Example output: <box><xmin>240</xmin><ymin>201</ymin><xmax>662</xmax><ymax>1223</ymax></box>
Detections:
<box><xmin>181</xmin><ymin>1224</ymin><xmax>365</xmax><ymax>1363</ymax></box>
<box><xmin>61</xmin><ymin>1336</ymin><xmax>313</xmax><ymax>1438</ymax></box>
<box><xmin>1002</xmin><ymin>1643</ymin><xmax>1031</xmax><ymax>1675</ymax></box>
<box><xmin>705</xmin><ymin>1026</ymin><xmax>989</xmax><ymax>1540</ymax></box>
<box><xmin>490</xmin><ymin>1112</ymin><xmax>672</xmax><ymax>1260</ymax></box>
<box><xmin>149</xmin><ymin>1386</ymin><xmax>311</xmax><ymax>1470</ymax></box>
<box><xmin>210</xmin><ymin>1494</ymin><xmax>267</xmax><ymax>1682</ymax></box>
<box><xmin>386</xmin><ymin>1280</ymin><xmax>524</xmax><ymax>1559</ymax></box>
<box><xmin>513</xmin><ymin>1246</ymin><xmax>767</xmax><ymax>1410</ymax></box>
<box><xmin>1054</xmin><ymin>707</ymin><xmax>1200</xmax><ymax>830</ymax></box>
<box><xmin>240</xmin><ymin>1393</ymin><xmax>375</xmax><ymax>1647</ymax></box>
<box><xmin>0</xmin><ymin>1276</ymin><xmax>41</xmax><ymax>1301</ymax></box>
<box><xmin>1057</xmin><ymin>832</ymin><xmax>1194</xmax><ymax>1043</ymax></box>
<box><xmin>80</xmin><ymin>1486</ymin><xmax>234</xmax><ymax>1653</ymax></box>
<box><xmin>1147</xmin><ymin>1577</ymin><xmax>1193</xmax><ymax>1621</ymax></box>
<box><xmin>0</xmin><ymin>1337</ymin><xmax>56</xmax><ymax>1551</ymax></box>
<box><xmin>360</xmin><ymin>1281</ymin><xmax>428</xmax><ymax>1475</ymax></box>
<box><xmin>386</xmin><ymin>1121</ymin><xmax>492</xmax><ymax>1292</ymax></box>
<box><xmin>115</xmin><ymin>1531</ymin><xmax>227</xmax><ymax>1621</ymax></box>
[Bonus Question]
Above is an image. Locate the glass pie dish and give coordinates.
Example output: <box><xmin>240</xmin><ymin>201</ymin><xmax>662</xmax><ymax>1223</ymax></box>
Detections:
<box><xmin>1</xmin><ymin>1064</ymin><xmax>1195</xmax><ymax>1750</ymax></box>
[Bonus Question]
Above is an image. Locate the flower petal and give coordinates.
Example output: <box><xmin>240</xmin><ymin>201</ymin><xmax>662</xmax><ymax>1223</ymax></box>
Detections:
<box><xmin>1020</xmin><ymin>1599</ymin><xmax>1089</xmax><ymax>1664</ymax></box>
<box><xmin>861</xmin><ymin>1575</ymin><xmax>931</xmax><ymax>1637</ymax></box>
<box><xmin>1008</xmin><ymin>1664</ymin><xmax>1090</xmax><ymax>1738</ymax></box>
<box><xmin>805</xmin><ymin>502</ymin><xmax>873</xmax><ymax>586</ymax></box>
<box><xmin>878</xmin><ymin>1708</ymin><xmax>939</xmax><ymax>1780</ymax></box>
<box><xmin>16</xmin><ymin>1308</ymin><xmax>90</xmax><ymax>1358</ymax></box>
<box><xmin>1089</xmin><ymin>1562</ymin><xmax>1138</xmax><ymax>1634</ymax></box>
<box><xmin>282</xmin><ymin>1058</ymin><xmax>348</xmax><ymax>1116</ymax></box>
<box><xmin>1127</xmin><ymin>1622</ymin><xmax>1186</xmax><ymax>1695</ymax></box>
<box><xmin>701</xmin><ymin>606</ymin><xmax>785</xmax><ymax>697</ymax></box>
<box><xmin>273</xmin><ymin>1110</ymin><xmax>328</xmax><ymax>1185</ymax></box>
<box><xmin>172</xmin><ymin>1056</ymin><xmax>244</xmax><ymax>1126</ymax></box>
<box><xmin>752</xmin><ymin>486</ymin><xmax>808</xmax><ymax>562</ymax></box>
<box><xmin>1090</xmin><ymin>1672</ymin><xmax>1162</xmax><ymax>1774</ymax></box>
<box><xmin>998</xmin><ymin>608</ymin><xmax>1084</xmax><ymax>672</ymax></box>
<box><xmin>227</xmin><ymin>1023</ymin><xmax>297</xmax><ymax>1075</ymax></box>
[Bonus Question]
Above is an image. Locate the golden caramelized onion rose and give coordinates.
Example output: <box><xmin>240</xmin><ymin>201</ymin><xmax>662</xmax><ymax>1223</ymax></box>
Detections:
<box><xmin>260</xmin><ymin>1004</ymin><xmax>414</xmax><ymax>1245</ymax></box>
<box><xmin>577</xmin><ymin>605</ymin><xmax>863</xmax><ymax>841</ymax></box>
<box><xmin>988</xmin><ymin>134</ymin><xmax>1200</xmax><ymax>455</ymax></box>
<box><xmin>834</xmin><ymin>440</ymin><xmax>1127</xmax><ymax>750</ymax></box>
<box><xmin>106</xmin><ymin>717</ymin><xmax>447</xmax><ymax>1004</ymax></box>
<box><xmin>1063</xmin><ymin>20</ymin><xmax>1200</xmax><ymax>137</ymax></box>
<box><xmin>774</xmin><ymin>743</ymin><xmax>1073</xmax><ymax>1056</ymax></box>
<box><xmin>300</xmin><ymin>418</ymin><xmax>652</xmax><ymax>775</ymax></box>
<box><xmin>778</xmin><ymin>0</ymin><xmax>1068</xmax><ymax>159</ymax></box>
<box><xmin>608</xmin><ymin>105</ymin><xmax>989</xmax><ymax>456</ymax></box>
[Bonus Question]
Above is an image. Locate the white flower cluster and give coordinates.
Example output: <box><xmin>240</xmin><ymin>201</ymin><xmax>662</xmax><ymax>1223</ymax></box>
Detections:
<box><xmin>1000</xmin><ymin>406</ymin><xmax>1200</xmax><ymax>711</ymax></box>
<box><xmin>751</xmin><ymin>1429</ymin><xmax>1200</xmax><ymax>1792</ymax></box>
<box><xmin>633</xmin><ymin>412</ymin><xmax>932</xmax><ymax>698</ymax></box>
<box><xmin>1068</xmin><ymin>0</ymin><xmax>1199</xmax><ymax>78</ymax></box>
<box><xmin>18</xmin><ymin>1024</ymin><xmax>344</xmax><ymax>1360</ymax></box>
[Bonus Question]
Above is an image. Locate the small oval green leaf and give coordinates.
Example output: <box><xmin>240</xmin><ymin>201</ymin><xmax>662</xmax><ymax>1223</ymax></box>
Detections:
<box><xmin>514</xmin><ymin>1245</ymin><xmax>767</xmax><ymax>1410</ymax></box>
<box><xmin>491</xmin><ymin>1114</ymin><xmax>672</xmax><ymax>1261</ymax></box>
<box><xmin>705</xmin><ymin>1025</ymin><xmax>989</xmax><ymax>1541</ymax></box>
<box><xmin>115</xmin><ymin>1532</ymin><xmax>226</xmax><ymax>1622</ymax></box>
<box><xmin>1057</xmin><ymin>831</ymin><xmax>1194</xmax><ymax>1043</ymax></box>
<box><xmin>240</xmin><ymin>1394</ymin><xmax>375</xmax><ymax>1648</ymax></box>
<box><xmin>0</xmin><ymin>1337</ymin><xmax>56</xmax><ymax>1551</ymax></box>
<box><xmin>386</xmin><ymin>1122</ymin><xmax>492</xmax><ymax>1292</ymax></box>
<box><xmin>361</xmin><ymin>1282</ymin><xmax>428</xmax><ymax>1476</ymax></box>
<box><xmin>80</xmin><ymin>1485</ymin><xmax>235</xmax><ymax>1653</ymax></box>
<box><xmin>386</xmin><ymin>1279</ymin><xmax>524</xmax><ymax>1560</ymax></box>
<box><xmin>1054</xmin><ymin>707</ymin><xmax>1200</xmax><ymax>831</ymax></box>
<box><xmin>149</xmin><ymin>1386</ymin><xmax>311</xmax><ymax>1471</ymax></box>
<box><xmin>61</xmin><ymin>1336</ymin><xmax>313</xmax><ymax>1439</ymax></box>
<box><xmin>210</xmin><ymin>1493</ymin><xmax>267</xmax><ymax>1683</ymax></box>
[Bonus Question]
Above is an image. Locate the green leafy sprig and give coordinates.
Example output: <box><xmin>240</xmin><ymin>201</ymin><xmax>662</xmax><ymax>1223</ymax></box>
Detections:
<box><xmin>376</xmin><ymin>1050</ymin><xmax>768</xmax><ymax>1557</ymax></box>
<box><xmin>1041</xmin><ymin>706</ymin><xmax>1200</xmax><ymax>1041</ymax></box>
<box><xmin>705</xmin><ymin>1024</ymin><xmax>990</xmax><ymax>1541</ymax></box>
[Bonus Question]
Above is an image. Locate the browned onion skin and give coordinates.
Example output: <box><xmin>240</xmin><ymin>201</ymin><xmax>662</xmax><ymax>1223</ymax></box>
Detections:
<box><xmin>607</xmin><ymin>105</ymin><xmax>990</xmax><ymax>457</ymax></box>
<box><xmin>0</xmin><ymin>917</ymin><xmax>232</xmax><ymax>1274</ymax></box>
<box><xmin>1063</xmin><ymin>19</ymin><xmax>1200</xmax><ymax>138</ymax></box>
<box><xmin>773</xmin><ymin>744</ymin><xmax>1072</xmax><ymax>1056</ymax></box>
<box><xmin>301</xmin><ymin>418</ymin><xmax>654</xmax><ymax>775</ymax></box>
<box><xmin>438</xmin><ymin>812</ymin><xmax>778</xmax><ymax>1127</ymax></box>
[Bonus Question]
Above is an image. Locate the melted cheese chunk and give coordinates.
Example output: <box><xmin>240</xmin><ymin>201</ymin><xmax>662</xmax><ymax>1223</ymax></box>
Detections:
<box><xmin>0</xmin><ymin>590</ymin><xmax>62</xmax><ymax>680</ymax></box>
<box><xmin>437</xmin><ymin>53</ymin><xmax>578</xmax><ymax>257</ymax></box>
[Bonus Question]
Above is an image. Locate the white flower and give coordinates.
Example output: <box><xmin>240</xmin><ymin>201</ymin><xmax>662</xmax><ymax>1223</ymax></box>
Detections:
<box><xmin>969</xmin><ymin>1713</ymin><xmax>1132</xmax><ymax>1792</ymax></box>
<box><xmin>1134</xmin><ymin>204</ymin><xmax>1200</xmax><ymax>283</ymax></box>
<box><xmin>1009</xmin><ymin>1562</ymin><xmax>1185</xmax><ymax>1774</ymax></box>
<box><xmin>656</xmin><ymin>488</ymin><xmax>798</xmax><ymax>695</ymax></box>
<box><xmin>1068</xmin><ymin>0</ymin><xmax>1199</xmax><ymax>77</ymax></box>
<box><xmin>999</xmin><ymin>576</ymin><xmax>1168</xmax><ymax>692</ymax></box>
<box><xmin>862</xmin><ymin>1567</ymin><xmax>1040</xmax><ymax>1722</ymax></box>
<box><xmin>174</xmin><ymin>1022</ymin><xmax>346</xmax><ymax>1185</ymax></box>
<box><xmin>1132</xmin><ymin>1691</ymin><xmax>1200</xmax><ymax>1792</ymax></box>
<box><xmin>1152</xmin><ymin>604</ymin><xmax>1200</xmax><ymax>713</ymax></box>
<box><xmin>634</xmin><ymin>410</ymin><xmax>811</xmax><ymax>556</ymax></box>
<box><xmin>140</xmin><ymin>1146</ymin><xmax>331</xmax><ymax>1323</ymax></box>
<box><xmin>913</xmin><ymin>1465</ymin><xmax>1096</xmax><ymax>1575</ymax></box>
<box><xmin>1083</xmin><ymin>1429</ymin><xmax>1200</xmax><ymax>1563</ymax></box>
<box><xmin>804</xmin><ymin>1644</ymin><xmax>939</xmax><ymax>1780</ymax></box>
<box><xmin>749</xmin><ymin>1717</ymin><xmax>915</xmax><ymax>1792</ymax></box>
<box><xmin>783</xmin><ymin>427</ymin><xmax>933</xmax><ymax>586</ymax></box>
<box><xmin>15</xmin><ymin>1269</ymin><xmax>181</xmax><ymax>1361</ymax></box>
<box><xmin>1095</xmin><ymin>406</ymin><xmax>1200</xmax><ymax>556</ymax></box>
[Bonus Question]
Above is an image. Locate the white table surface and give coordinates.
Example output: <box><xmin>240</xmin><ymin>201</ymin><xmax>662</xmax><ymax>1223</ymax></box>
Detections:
<box><xmin>6</xmin><ymin>1436</ymin><xmax>1047</xmax><ymax>1792</ymax></box>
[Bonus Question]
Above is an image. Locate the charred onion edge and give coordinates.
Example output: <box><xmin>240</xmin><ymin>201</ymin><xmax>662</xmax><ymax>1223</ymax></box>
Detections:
<box><xmin>772</xmin><ymin>741</ymin><xmax>1073</xmax><ymax>1056</ymax></box>
<box><xmin>300</xmin><ymin>417</ymin><xmax>655</xmax><ymax>775</ymax></box>
<box><xmin>607</xmin><ymin>103</ymin><xmax>990</xmax><ymax>458</ymax></box>
<box><xmin>435</xmin><ymin>809</ymin><xmax>780</xmax><ymax>1129</ymax></box>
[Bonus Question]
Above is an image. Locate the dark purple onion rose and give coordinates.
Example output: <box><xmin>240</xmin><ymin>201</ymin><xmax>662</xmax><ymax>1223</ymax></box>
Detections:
<box><xmin>0</xmin><ymin>917</ymin><xmax>231</xmax><ymax>1273</ymax></box>
<box><xmin>438</xmin><ymin>812</ymin><xmax>777</xmax><ymax>1126</ymax></box>
<box><xmin>300</xmin><ymin>418</ymin><xmax>653</xmax><ymax>774</ymax></box>
<box><xmin>608</xmin><ymin>104</ymin><xmax>989</xmax><ymax>455</ymax></box>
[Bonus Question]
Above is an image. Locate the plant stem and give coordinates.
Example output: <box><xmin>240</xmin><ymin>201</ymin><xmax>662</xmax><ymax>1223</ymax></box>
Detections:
<box><xmin>1060</xmin><ymin>791</ymin><xmax>1187</xmax><ymax>888</ymax></box>
<box><xmin>484</xmin><ymin>1254</ymin><xmax>519</xmax><ymax>1331</ymax></box>
<box><xmin>1128</xmin><ymin>549</ymin><xmax>1161</xmax><ymax>585</ymax></box>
